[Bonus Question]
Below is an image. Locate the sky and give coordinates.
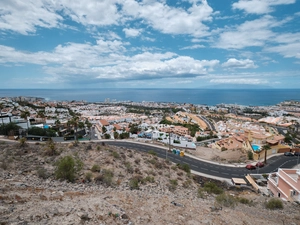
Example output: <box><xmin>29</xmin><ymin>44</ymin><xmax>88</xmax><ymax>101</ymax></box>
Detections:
<box><xmin>0</xmin><ymin>0</ymin><xmax>299</xmax><ymax>89</ymax></box>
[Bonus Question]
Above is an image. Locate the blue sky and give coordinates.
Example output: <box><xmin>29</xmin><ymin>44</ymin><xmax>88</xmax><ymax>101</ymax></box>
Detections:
<box><xmin>0</xmin><ymin>0</ymin><xmax>299</xmax><ymax>89</ymax></box>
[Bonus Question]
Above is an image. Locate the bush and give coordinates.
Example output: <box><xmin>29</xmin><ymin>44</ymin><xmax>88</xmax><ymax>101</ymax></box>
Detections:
<box><xmin>37</xmin><ymin>167</ymin><xmax>48</xmax><ymax>179</ymax></box>
<box><xmin>129</xmin><ymin>177</ymin><xmax>140</xmax><ymax>190</ymax></box>
<box><xmin>237</xmin><ymin>197</ymin><xmax>251</xmax><ymax>205</ymax></box>
<box><xmin>112</xmin><ymin>151</ymin><xmax>120</xmax><ymax>159</ymax></box>
<box><xmin>182</xmin><ymin>179</ymin><xmax>192</xmax><ymax>188</ymax></box>
<box><xmin>215</xmin><ymin>193</ymin><xmax>237</xmax><ymax>208</ymax></box>
<box><xmin>55</xmin><ymin>155</ymin><xmax>83</xmax><ymax>182</ymax></box>
<box><xmin>177</xmin><ymin>163</ymin><xmax>191</xmax><ymax>174</ymax></box>
<box><xmin>85</xmin><ymin>172</ymin><xmax>93</xmax><ymax>182</ymax></box>
<box><xmin>203</xmin><ymin>182</ymin><xmax>224</xmax><ymax>195</ymax></box>
<box><xmin>265</xmin><ymin>198</ymin><xmax>283</xmax><ymax>210</ymax></box>
<box><xmin>148</xmin><ymin>150</ymin><xmax>157</xmax><ymax>156</ymax></box>
<box><xmin>142</xmin><ymin>176</ymin><xmax>155</xmax><ymax>184</ymax></box>
<box><xmin>197</xmin><ymin>188</ymin><xmax>205</xmax><ymax>198</ymax></box>
<box><xmin>95</xmin><ymin>169</ymin><xmax>114</xmax><ymax>187</ymax></box>
<box><xmin>91</xmin><ymin>164</ymin><xmax>100</xmax><ymax>172</ymax></box>
<box><xmin>168</xmin><ymin>179</ymin><xmax>178</xmax><ymax>192</ymax></box>
<box><xmin>247</xmin><ymin>151</ymin><xmax>254</xmax><ymax>160</ymax></box>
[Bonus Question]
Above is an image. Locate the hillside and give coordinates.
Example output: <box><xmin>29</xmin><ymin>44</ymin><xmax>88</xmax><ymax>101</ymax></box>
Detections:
<box><xmin>0</xmin><ymin>139</ymin><xmax>299</xmax><ymax>225</ymax></box>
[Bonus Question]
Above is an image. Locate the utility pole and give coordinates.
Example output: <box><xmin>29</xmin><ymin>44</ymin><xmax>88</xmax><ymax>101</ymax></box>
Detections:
<box><xmin>167</xmin><ymin>129</ymin><xmax>170</xmax><ymax>160</ymax></box>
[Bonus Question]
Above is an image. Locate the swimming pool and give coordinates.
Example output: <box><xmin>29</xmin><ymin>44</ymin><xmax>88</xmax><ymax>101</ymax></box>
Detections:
<box><xmin>252</xmin><ymin>144</ymin><xmax>261</xmax><ymax>151</ymax></box>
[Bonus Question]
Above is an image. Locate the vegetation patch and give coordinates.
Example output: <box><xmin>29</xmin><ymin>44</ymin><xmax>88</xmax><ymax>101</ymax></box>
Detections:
<box><xmin>265</xmin><ymin>198</ymin><xmax>283</xmax><ymax>210</ymax></box>
<box><xmin>203</xmin><ymin>182</ymin><xmax>224</xmax><ymax>195</ymax></box>
<box><xmin>55</xmin><ymin>155</ymin><xmax>83</xmax><ymax>182</ymax></box>
<box><xmin>215</xmin><ymin>193</ymin><xmax>237</xmax><ymax>208</ymax></box>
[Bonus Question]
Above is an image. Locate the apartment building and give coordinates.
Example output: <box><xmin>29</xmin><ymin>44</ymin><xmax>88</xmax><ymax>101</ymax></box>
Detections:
<box><xmin>267</xmin><ymin>168</ymin><xmax>300</xmax><ymax>202</ymax></box>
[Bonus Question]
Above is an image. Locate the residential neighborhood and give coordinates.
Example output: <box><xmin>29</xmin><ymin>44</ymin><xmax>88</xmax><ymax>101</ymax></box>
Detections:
<box><xmin>0</xmin><ymin>96</ymin><xmax>300</xmax><ymax>203</ymax></box>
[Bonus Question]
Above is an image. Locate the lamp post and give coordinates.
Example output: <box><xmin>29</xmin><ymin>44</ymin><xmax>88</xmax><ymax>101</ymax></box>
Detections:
<box><xmin>167</xmin><ymin>129</ymin><xmax>170</xmax><ymax>160</ymax></box>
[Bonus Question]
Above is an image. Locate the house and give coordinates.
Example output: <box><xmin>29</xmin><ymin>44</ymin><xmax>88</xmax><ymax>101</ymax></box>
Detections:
<box><xmin>267</xmin><ymin>168</ymin><xmax>300</xmax><ymax>202</ymax></box>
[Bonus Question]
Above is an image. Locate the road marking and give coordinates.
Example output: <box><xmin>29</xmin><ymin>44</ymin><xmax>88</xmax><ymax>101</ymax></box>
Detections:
<box><xmin>191</xmin><ymin>164</ymin><xmax>197</xmax><ymax>168</ymax></box>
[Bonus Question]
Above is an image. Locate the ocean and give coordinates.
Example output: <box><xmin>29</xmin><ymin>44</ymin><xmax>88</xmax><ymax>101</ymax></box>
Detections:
<box><xmin>0</xmin><ymin>88</ymin><xmax>299</xmax><ymax>106</ymax></box>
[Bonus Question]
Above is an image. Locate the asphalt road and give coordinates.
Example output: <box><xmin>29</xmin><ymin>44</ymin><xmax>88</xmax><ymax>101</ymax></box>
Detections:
<box><xmin>105</xmin><ymin>141</ymin><xmax>299</xmax><ymax>179</ymax></box>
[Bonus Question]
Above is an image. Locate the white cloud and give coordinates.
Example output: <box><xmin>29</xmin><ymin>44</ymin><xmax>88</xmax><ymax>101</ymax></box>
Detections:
<box><xmin>210</xmin><ymin>78</ymin><xmax>268</xmax><ymax>85</ymax></box>
<box><xmin>0</xmin><ymin>40</ymin><xmax>220</xmax><ymax>84</ymax></box>
<box><xmin>57</xmin><ymin>0</ymin><xmax>120</xmax><ymax>26</ymax></box>
<box><xmin>180</xmin><ymin>44</ymin><xmax>205</xmax><ymax>50</ymax></box>
<box><xmin>222</xmin><ymin>58</ymin><xmax>257</xmax><ymax>69</ymax></box>
<box><xmin>215</xmin><ymin>16</ymin><xmax>280</xmax><ymax>49</ymax></box>
<box><xmin>232</xmin><ymin>0</ymin><xmax>296</xmax><ymax>15</ymax></box>
<box><xmin>122</xmin><ymin>0</ymin><xmax>214</xmax><ymax>37</ymax></box>
<box><xmin>123</xmin><ymin>28</ymin><xmax>142</xmax><ymax>37</ymax></box>
<box><xmin>0</xmin><ymin>0</ymin><xmax>63</xmax><ymax>35</ymax></box>
<box><xmin>264</xmin><ymin>32</ymin><xmax>300</xmax><ymax>59</ymax></box>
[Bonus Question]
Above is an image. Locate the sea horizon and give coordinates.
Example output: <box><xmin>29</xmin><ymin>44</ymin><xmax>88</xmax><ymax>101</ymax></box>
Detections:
<box><xmin>0</xmin><ymin>88</ymin><xmax>299</xmax><ymax>106</ymax></box>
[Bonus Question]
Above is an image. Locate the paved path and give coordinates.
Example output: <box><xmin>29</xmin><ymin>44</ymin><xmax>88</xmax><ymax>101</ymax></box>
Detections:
<box><xmin>105</xmin><ymin>141</ymin><xmax>299</xmax><ymax>180</ymax></box>
<box><xmin>2</xmin><ymin>137</ymin><xmax>298</xmax><ymax>181</ymax></box>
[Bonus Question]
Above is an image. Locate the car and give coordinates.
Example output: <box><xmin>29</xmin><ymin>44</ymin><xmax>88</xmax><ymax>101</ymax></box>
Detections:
<box><xmin>245</xmin><ymin>164</ymin><xmax>256</xmax><ymax>170</ymax></box>
<box><xmin>284</xmin><ymin>152</ymin><xmax>294</xmax><ymax>156</ymax></box>
<box><xmin>256</xmin><ymin>162</ymin><xmax>264</xmax><ymax>168</ymax></box>
<box><xmin>294</xmin><ymin>152</ymin><xmax>300</xmax><ymax>156</ymax></box>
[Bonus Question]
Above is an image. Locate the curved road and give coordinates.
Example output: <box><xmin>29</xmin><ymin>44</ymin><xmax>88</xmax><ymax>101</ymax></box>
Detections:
<box><xmin>105</xmin><ymin>141</ymin><xmax>299</xmax><ymax>179</ymax></box>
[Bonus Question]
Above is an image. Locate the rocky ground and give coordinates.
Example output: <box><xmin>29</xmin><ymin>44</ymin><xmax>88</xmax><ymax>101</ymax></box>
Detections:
<box><xmin>0</xmin><ymin>139</ymin><xmax>299</xmax><ymax>225</ymax></box>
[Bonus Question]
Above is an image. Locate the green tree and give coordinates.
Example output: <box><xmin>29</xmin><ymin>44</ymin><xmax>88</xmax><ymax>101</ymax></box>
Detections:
<box><xmin>104</xmin><ymin>133</ymin><xmax>111</xmax><ymax>139</ymax></box>
<box><xmin>113</xmin><ymin>131</ymin><xmax>119</xmax><ymax>139</ymax></box>
<box><xmin>55</xmin><ymin>155</ymin><xmax>83</xmax><ymax>182</ymax></box>
<box><xmin>102</xmin><ymin>126</ymin><xmax>107</xmax><ymax>133</ymax></box>
<box><xmin>0</xmin><ymin>122</ymin><xmax>21</xmax><ymax>136</ymax></box>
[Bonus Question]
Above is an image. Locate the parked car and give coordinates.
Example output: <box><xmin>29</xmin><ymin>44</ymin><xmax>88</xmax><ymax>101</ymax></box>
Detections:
<box><xmin>284</xmin><ymin>152</ymin><xmax>294</xmax><ymax>156</ymax></box>
<box><xmin>294</xmin><ymin>152</ymin><xmax>300</xmax><ymax>156</ymax></box>
<box><xmin>245</xmin><ymin>164</ymin><xmax>256</xmax><ymax>170</ymax></box>
<box><xmin>256</xmin><ymin>162</ymin><xmax>264</xmax><ymax>168</ymax></box>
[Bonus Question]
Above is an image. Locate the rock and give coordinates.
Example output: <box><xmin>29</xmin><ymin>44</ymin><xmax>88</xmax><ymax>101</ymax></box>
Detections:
<box><xmin>0</xmin><ymin>206</ymin><xmax>8</xmax><ymax>214</ymax></box>
<box><xmin>79</xmin><ymin>213</ymin><xmax>91</xmax><ymax>221</ymax></box>
<box><xmin>39</xmin><ymin>194</ymin><xmax>48</xmax><ymax>200</ymax></box>
<box><xmin>121</xmin><ymin>213</ymin><xmax>129</xmax><ymax>219</ymax></box>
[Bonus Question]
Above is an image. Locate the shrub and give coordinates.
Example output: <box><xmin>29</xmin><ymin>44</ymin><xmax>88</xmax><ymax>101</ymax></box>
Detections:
<box><xmin>247</xmin><ymin>151</ymin><xmax>254</xmax><ymax>160</ymax></box>
<box><xmin>112</xmin><ymin>151</ymin><xmax>120</xmax><ymax>159</ymax></box>
<box><xmin>55</xmin><ymin>155</ymin><xmax>83</xmax><ymax>182</ymax></box>
<box><xmin>197</xmin><ymin>188</ymin><xmax>205</xmax><ymax>198</ymax></box>
<box><xmin>215</xmin><ymin>193</ymin><xmax>237</xmax><ymax>208</ymax></box>
<box><xmin>182</xmin><ymin>179</ymin><xmax>192</xmax><ymax>188</ymax></box>
<box><xmin>85</xmin><ymin>172</ymin><xmax>93</xmax><ymax>182</ymax></box>
<box><xmin>148</xmin><ymin>150</ymin><xmax>157</xmax><ymax>156</ymax></box>
<box><xmin>91</xmin><ymin>164</ymin><xmax>100</xmax><ymax>172</ymax></box>
<box><xmin>177</xmin><ymin>163</ymin><xmax>191</xmax><ymax>174</ymax></box>
<box><xmin>265</xmin><ymin>198</ymin><xmax>283</xmax><ymax>210</ymax></box>
<box><xmin>237</xmin><ymin>197</ymin><xmax>251</xmax><ymax>205</ymax></box>
<box><xmin>125</xmin><ymin>162</ymin><xmax>134</xmax><ymax>173</ymax></box>
<box><xmin>142</xmin><ymin>176</ymin><xmax>155</xmax><ymax>184</ymax></box>
<box><xmin>203</xmin><ymin>182</ymin><xmax>224</xmax><ymax>195</ymax></box>
<box><xmin>168</xmin><ymin>179</ymin><xmax>178</xmax><ymax>192</ymax></box>
<box><xmin>37</xmin><ymin>167</ymin><xmax>48</xmax><ymax>179</ymax></box>
<box><xmin>95</xmin><ymin>169</ymin><xmax>114</xmax><ymax>187</ymax></box>
<box><xmin>129</xmin><ymin>177</ymin><xmax>140</xmax><ymax>190</ymax></box>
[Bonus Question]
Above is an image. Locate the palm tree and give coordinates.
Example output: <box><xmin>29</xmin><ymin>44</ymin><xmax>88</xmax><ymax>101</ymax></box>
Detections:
<box><xmin>262</xmin><ymin>144</ymin><xmax>271</xmax><ymax>164</ymax></box>
<box><xmin>21</xmin><ymin>111</ymin><xmax>30</xmax><ymax>135</ymax></box>
<box><xmin>0</xmin><ymin>103</ymin><xmax>4</xmax><ymax>127</ymax></box>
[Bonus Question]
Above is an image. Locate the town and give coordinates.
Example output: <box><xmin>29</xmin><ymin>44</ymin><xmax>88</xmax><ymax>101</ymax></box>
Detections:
<box><xmin>0</xmin><ymin>96</ymin><xmax>300</xmax><ymax>203</ymax></box>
